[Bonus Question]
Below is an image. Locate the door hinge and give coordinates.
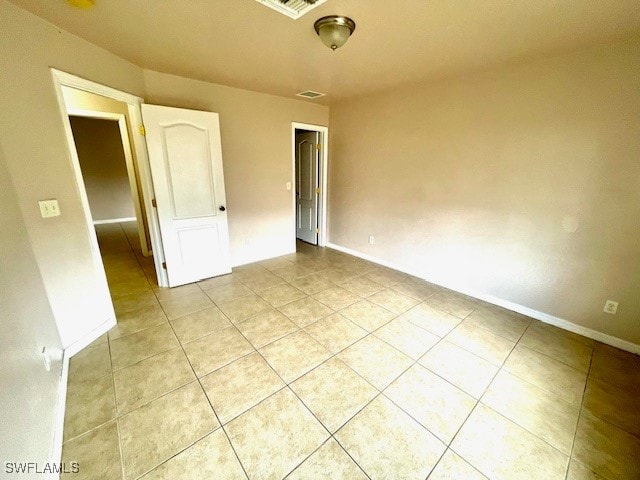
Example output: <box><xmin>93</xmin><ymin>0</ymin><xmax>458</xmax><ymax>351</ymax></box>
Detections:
<box><xmin>315</xmin><ymin>187</ymin><xmax>320</xmax><ymax>194</ymax></box>
<box><xmin>151</xmin><ymin>198</ymin><xmax>157</xmax><ymax>208</ymax></box>
<box><xmin>316</xmin><ymin>143</ymin><xmax>321</xmax><ymax>150</ymax></box>
<box><xmin>316</xmin><ymin>227</ymin><xmax>320</xmax><ymax>234</ymax></box>
<box><xmin>162</xmin><ymin>261</ymin><xmax>167</xmax><ymax>269</ymax></box>
<box><xmin>139</xmin><ymin>125</ymin><xmax>146</xmax><ymax>136</ymax></box>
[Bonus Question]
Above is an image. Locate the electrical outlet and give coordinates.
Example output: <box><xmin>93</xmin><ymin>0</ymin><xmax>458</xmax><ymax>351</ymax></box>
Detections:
<box><xmin>603</xmin><ymin>300</ymin><xmax>619</xmax><ymax>315</ymax></box>
<box><xmin>368</xmin><ymin>235</ymin><xmax>375</xmax><ymax>245</ymax></box>
<box><xmin>286</xmin><ymin>181</ymin><xmax>292</xmax><ymax>191</ymax></box>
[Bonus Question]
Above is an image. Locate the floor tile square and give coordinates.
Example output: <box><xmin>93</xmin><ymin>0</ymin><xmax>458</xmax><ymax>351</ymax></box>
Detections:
<box><xmin>259</xmin><ymin>330</ymin><xmax>332</xmax><ymax>383</ymax></box>
<box><xmin>451</xmin><ymin>404</ymin><xmax>568</xmax><ymax>480</ymax></box>
<box><xmin>63</xmin><ymin>374</ymin><xmax>115</xmax><ymax>441</ymax></box>
<box><xmin>182</xmin><ymin>326</ymin><xmax>254</xmax><ymax>377</ymax></box>
<box><xmin>236</xmin><ymin>308</ymin><xmax>298</xmax><ymax>348</ymax></box>
<box><xmin>278</xmin><ymin>296</ymin><xmax>334</xmax><ymax>327</ymax></box>
<box><xmin>109</xmin><ymin>304</ymin><xmax>167</xmax><ymax>340</ymax></box>
<box><xmin>367</xmin><ymin>288</ymin><xmax>420</xmax><ymax>314</ymax></box>
<box><xmin>169</xmin><ymin>306</ymin><xmax>231</xmax><ymax>344</ymax></box>
<box><xmin>113</xmin><ymin>347</ymin><xmax>195</xmax><ymax>415</ymax></box>
<box><xmin>419</xmin><ymin>340</ymin><xmax>498</xmax><ymax>398</ymax></box>
<box><xmin>218</xmin><ymin>294</ymin><xmax>272</xmax><ymax>323</ymax></box>
<box><xmin>285</xmin><ymin>439</ymin><xmax>367</xmax><ymax>480</ymax></box>
<box><xmin>423</xmin><ymin>291</ymin><xmax>478</xmax><ymax>319</ymax></box>
<box><xmin>119</xmin><ymin>382</ymin><xmax>219</xmax><ymax>479</ymax></box>
<box><xmin>583</xmin><ymin>375</ymin><xmax>640</xmax><ymax>437</ymax></box>
<box><xmin>110</xmin><ymin>323</ymin><xmax>179</xmax><ymax>370</ymax></box>
<box><xmin>140</xmin><ymin>430</ymin><xmax>247</xmax><ymax>480</ymax></box>
<box><xmin>61</xmin><ymin>421</ymin><xmax>122</xmax><ymax>480</ymax></box>
<box><xmin>202</xmin><ymin>282</ymin><xmax>252</xmax><ymax>304</ymax></box>
<box><xmin>290</xmin><ymin>273</ymin><xmax>335</xmax><ymax>295</ymax></box>
<box><xmin>339</xmin><ymin>275</ymin><xmax>385</xmax><ymax>297</ymax></box>
<box><xmin>385</xmin><ymin>364</ymin><xmax>476</xmax><ymax>443</ymax></box>
<box><xmin>291</xmin><ymin>357</ymin><xmax>378</xmax><ymax>433</ymax></box>
<box><xmin>590</xmin><ymin>343</ymin><xmax>640</xmax><ymax>389</ymax></box>
<box><xmin>519</xmin><ymin>321</ymin><xmax>593</xmax><ymax>372</ymax></box>
<box><xmin>226</xmin><ymin>388</ymin><xmax>328</xmax><ymax>480</ymax></box>
<box><xmin>374</xmin><ymin>318</ymin><xmax>440</xmax><ymax>359</ymax></box>
<box><xmin>363</xmin><ymin>268</ymin><xmax>407</xmax><ymax>287</ymax></box>
<box><xmin>259</xmin><ymin>283</ymin><xmax>306</xmax><ymax>307</ymax></box>
<box><xmin>481</xmin><ymin>370</ymin><xmax>579</xmax><ymax>454</ymax></box>
<box><xmin>428</xmin><ymin>449</ymin><xmax>488</xmax><ymax>480</ymax></box>
<box><xmin>68</xmin><ymin>342</ymin><xmax>111</xmax><ymax>384</ymax></box>
<box><xmin>390</xmin><ymin>279</ymin><xmax>439</xmax><ymax>301</ymax></box>
<box><xmin>241</xmin><ymin>271</ymin><xmax>286</xmax><ymax>292</ymax></box>
<box><xmin>401</xmin><ymin>303</ymin><xmax>462</xmax><ymax>337</ymax></box>
<box><xmin>335</xmin><ymin>395</ymin><xmax>445</xmax><ymax>479</ymax></box>
<box><xmin>463</xmin><ymin>305</ymin><xmax>530</xmax><ymax>342</ymax></box>
<box><xmin>305</xmin><ymin>313</ymin><xmax>368</xmax><ymax>354</ymax></box>
<box><xmin>338</xmin><ymin>335</ymin><xmax>413</xmax><ymax>390</ymax></box>
<box><xmin>313</xmin><ymin>286</ymin><xmax>360</xmax><ymax>310</ymax></box>
<box><xmin>503</xmin><ymin>344</ymin><xmax>587</xmax><ymax>406</ymax></box>
<box><xmin>159</xmin><ymin>290</ymin><xmax>214</xmax><ymax>320</ymax></box>
<box><xmin>339</xmin><ymin>299</ymin><xmax>396</xmax><ymax>332</ymax></box>
<box><xmin>272</xmin><ymin>264</ymin><xmax>316</xmax><ymax>282</ymax></box>
<box><xmin>572</xmin><ymin>411</ymin><xmax>640</xmax><ymax>480</ymax></box>
<box><xmin>200</xmin><ymin>352</ymin><xmax>285</xmax><ymax>423</ymax></box>
<box><xmin>565</xmin><ymin>460</ymin><xmax>605</xmax><ymax>480</ymax></box>
<box><xmin>446</xmin><ymin>321</ymin><xmax>515</xmax><ymax>365</ymax></box>
<box><xmin>113</xmin><ymin>290</ymin><xmax>159</xmax><ymax>316</ymax></box>
<box><xmin>152</xmin><ymin>283</ymin><xmax>201</xmax><ymax>303</ymax></box>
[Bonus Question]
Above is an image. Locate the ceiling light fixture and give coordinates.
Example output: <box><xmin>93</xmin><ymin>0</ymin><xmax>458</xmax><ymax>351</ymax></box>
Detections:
<box><xmin>314</xmin><ymin>16</ymin><xmax>356</xmax><ymax>51</ymax></box>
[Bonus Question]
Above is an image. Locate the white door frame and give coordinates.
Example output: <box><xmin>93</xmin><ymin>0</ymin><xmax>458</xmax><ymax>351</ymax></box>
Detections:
<box><xmin>291</xmin><ymin>122</ymin><xmax>328</xmax><ymax>247</ymax></box>
<box><xmin>50</xmin><ymin>69</ymin><xmax>169</xmax><ymax>300</ymax></box>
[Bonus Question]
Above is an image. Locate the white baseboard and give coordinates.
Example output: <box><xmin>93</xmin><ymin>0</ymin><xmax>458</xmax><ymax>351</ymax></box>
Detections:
<box><xmin>326</xmin><ymin>242</ymin><xmax>640</xmax><ymax>355</ymax></box>
<box><xmin>49</xmin><ymin>352</ymin><xmax>69</xmax><ymax>480</ymax></box>
<box><xmin>92</xmin><ymin>217</ymin><xmax>136</xmax><ymax>225</ymax></box>
<box><xmin>64</xmin><ymin>317</ymin><xmax>116</xmax><ymax>358</ymax></box>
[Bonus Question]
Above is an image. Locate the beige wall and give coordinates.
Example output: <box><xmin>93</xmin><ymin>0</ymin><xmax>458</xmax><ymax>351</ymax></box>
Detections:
<box><xmin>143</xmin><ymin>70</ymin><xmax>329</xmax><ymax>265</ymax></box>
<box><xmin>0</xmin><ymin>0</ymin><xmax>145</xmax><ymax>347</ymax></box>
<box><xmin>329</xmin><ymin>36</ymin><xmax>640</xmax><ymax>345</ymax></box>
<box><xmin>0</xmin><ymin>144</ymin><xmax>63</xmax><ymax>467</ymax></box>
<box><xmin>70</xmin><ymin>116</ymin><xmax>136</xmax><ymax>221</ymax></box>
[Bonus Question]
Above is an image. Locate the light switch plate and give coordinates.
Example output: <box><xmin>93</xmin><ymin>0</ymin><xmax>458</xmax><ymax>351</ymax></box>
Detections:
<box><xmin>39</xmin><ymin>199</ymin><xmax>61</xmax><ymax>218</ymax></box>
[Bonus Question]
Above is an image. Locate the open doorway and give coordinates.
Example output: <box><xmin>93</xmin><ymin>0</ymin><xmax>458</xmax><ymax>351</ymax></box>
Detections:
<box><xmin>292</xmin><ymin>122</ymin><xmax>328</xmax><ymax>248</ymax></box>
<box><xmin>68</xmin><ymin>114</ymin><xmax>156</xmax><ymax>290</ymax></box>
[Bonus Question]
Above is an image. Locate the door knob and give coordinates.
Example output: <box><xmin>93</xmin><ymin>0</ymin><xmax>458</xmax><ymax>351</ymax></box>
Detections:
<box><xmin>219</xmin><ymin>206</ymin><xmax>226</xmax><ymax>212</ymax></box>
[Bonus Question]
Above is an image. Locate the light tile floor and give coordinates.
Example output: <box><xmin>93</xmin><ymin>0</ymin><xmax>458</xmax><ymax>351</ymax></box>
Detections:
<box><xmin>62</xmin><ymin>222</ymin><xmax>640</xmax><ymax>480</ymax></box>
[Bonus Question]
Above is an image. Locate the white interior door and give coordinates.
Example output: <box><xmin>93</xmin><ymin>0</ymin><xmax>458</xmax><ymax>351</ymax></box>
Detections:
<box><xmin>142</xmin><ymin>105</ymin><xmax>231</xmax><ymax>287</ymax></box>
<box><xmin>296</xmin><ymin>131</ymin><xmax>319</xmax><ymax>244</ymax></box>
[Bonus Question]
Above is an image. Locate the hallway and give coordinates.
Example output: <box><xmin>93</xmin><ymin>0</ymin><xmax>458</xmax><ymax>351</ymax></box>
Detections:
<box><xmin>61</xmin><ymin>223</ymin><xmax>640</xmax><ymax>479</ymax></box>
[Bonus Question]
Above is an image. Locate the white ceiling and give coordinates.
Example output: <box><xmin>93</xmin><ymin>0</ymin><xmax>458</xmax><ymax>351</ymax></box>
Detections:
<box><xmin>11</xmin><ymin>0</ymin><xmax>640</xmax><ymax>103</ymax></box>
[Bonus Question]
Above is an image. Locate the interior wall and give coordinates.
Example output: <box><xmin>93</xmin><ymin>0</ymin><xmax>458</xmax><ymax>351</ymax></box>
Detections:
<box><xmin>0</xmin><ymin>143</ymin><xmax>64</xmax><ymax>470</ymax></box>
<box><xmin>143</xmin><ymin>70</ymin><xmax>329</xmax><ymax>265</ymax></box>
<box><xmin>70</xmin><ymin>116</ymin><xmax>135</xmax><ymax>222</ymax></box>
<box><xmin>328</xmin><ymin>36</ymin><xmax>640</xmax><ymax>345</ymax></box>
<box><xmin>0</xmin><ymin>0</ymin><xmax>146</xmax><ymax>348</ymax></box>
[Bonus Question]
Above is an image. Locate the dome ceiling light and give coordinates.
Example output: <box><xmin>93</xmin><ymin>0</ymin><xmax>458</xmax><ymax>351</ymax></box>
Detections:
<box><xmin>314</xmin><ymin>15</ymin><xmax>356</xmax><ymax>51</ymax></box>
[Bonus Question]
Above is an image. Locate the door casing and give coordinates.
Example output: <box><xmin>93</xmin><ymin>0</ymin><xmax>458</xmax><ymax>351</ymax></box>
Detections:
<box><xmin>50</xmin><ymin>69</ymin><xmax>168</xmax><ymax>357</ymax></box>
<box><xmin>291</xmin><ymin>122</ymin><xmax>328</xmax><ymax>248</ymax></box>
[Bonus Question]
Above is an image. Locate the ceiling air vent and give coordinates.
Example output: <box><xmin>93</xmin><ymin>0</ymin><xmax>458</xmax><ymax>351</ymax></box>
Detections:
<box><xmin>255</xmin><ymin>0</ymin><xmax>328</xmax><ymax>19</ymax></box>
<box><xmin>296</xmin><ymin>90</ymin><xmax>325</xmax><ymax>99</ymax></box>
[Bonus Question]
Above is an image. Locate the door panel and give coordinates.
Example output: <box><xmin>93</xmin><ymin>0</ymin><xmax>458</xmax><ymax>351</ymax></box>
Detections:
<box><xmin>296</xmin><ymin>131</ymin><xmax>319</xmax><ymax>244</ymax></box>
<box><xmin>142</xmin><ymin>105</ymin><xmax>231</xmax><ymax>287</ymax></box>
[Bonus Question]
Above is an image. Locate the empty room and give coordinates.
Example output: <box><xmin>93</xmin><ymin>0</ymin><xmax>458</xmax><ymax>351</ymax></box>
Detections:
<box><xmin>1</xmin><ymin>1</ymin><xmax>639</xmax><ymax>479</ymax></box>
